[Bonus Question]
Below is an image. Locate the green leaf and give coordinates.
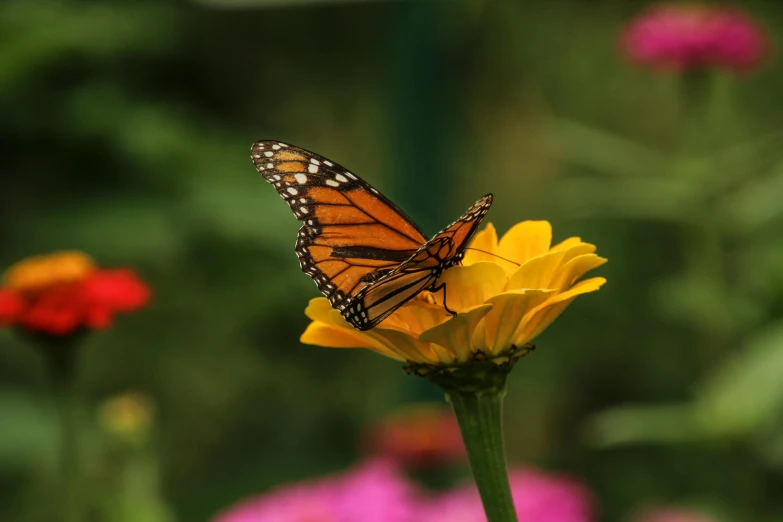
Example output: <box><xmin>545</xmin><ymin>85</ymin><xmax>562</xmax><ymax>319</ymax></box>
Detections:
<box><xmin>549</xmin><ymin>117</ymin><xmax>669</xmax><ymax>178</ymax></box>
<box><xmin>0</xmin><ymin>391</ymin><xmax>57</xmax><ymax>469</ymax></box>
<box><xmin>556</xmin><ymin>177</ymin><xmax>700</xmax><ymax>222</ymax></box>
<box><xmin>651</xmin><ymin>273</ymin><xmax>762</xmax><ymax>337</ymax></box>
<box><xmin>585</xmin><ymin>321</ymin><xmax>783</xmax><ymax>447</ymax></box>
<box><xmin>584</xmin><ymin>403</ymin><xmax>703</xmax><ymax>447</ymax></box>
<box><xmin>186</xmin><ymin>175</ymin><xmax>297</xmax><ymax>247</ymax></box>
<box><xmin>721</xmin><ymin>159</ymin><xmax>783</xmax><ymax>234</ymax></box>
<box><xmin>695</xmin><ymin>320</ymin><xmax>783</xmax><ymax>437</ymax></box>
<box><xmin>0</xmin><ymin>1</ymin><xmax>177</xmax><ymax>92</ymax></box>
<box><xmin>19</xmin><ymin>196</ymin><xmax>185</xmax><ymax>262</ymax></box>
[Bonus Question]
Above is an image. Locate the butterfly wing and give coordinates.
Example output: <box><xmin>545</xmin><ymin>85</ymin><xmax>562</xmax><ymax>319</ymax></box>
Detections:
<box><xmin>342</xmin><ymin>194</ymin><xmax>493</xmax><ymax>330</ymax></box>
<box><xmin>251</xmin><ymin>141</ymin><xmax>429</xmax><ymax>310</ymax></box>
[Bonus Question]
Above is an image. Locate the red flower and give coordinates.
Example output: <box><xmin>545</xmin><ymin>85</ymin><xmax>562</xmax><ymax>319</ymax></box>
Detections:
<box><xmin>0</xmin><ymin>289</ymin><xmax>25</xmax><ymax>325</ymax></box>
<box><xmin>81</xmin><ymin>269</ymin><xmax>152</xmax><ymax>314</ymax></box>
<box><xmin>364</xmin><ymin>404</ymin><xmax>465</xmax><ymax>469</ymax></box>
<box><xmin>1</xmin><ymin>252</ymin><xmax>151</xmax><ymax>336</ymax></box>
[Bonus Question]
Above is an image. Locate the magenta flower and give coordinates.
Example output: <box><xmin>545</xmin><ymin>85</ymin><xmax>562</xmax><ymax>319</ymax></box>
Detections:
<box><xmin>419</xmin><ymin>468</ymin><xmax>594</xmax><ymax>522</ymax></box>
<box><xmin>212</xmin><ymin>458</ymin><xmax>419</xmax><ymax>522</ymax></box>
<box><xmin>622</xmin><ymin>4</ymin><xmax>769</xmax><ymax>72</ymax></box>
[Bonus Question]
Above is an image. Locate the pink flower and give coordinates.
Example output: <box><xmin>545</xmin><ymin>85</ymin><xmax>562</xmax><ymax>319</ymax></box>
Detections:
<box><xmin>419</xmin><ymin>468</ymin><xmax>594</xmax><ymax>522</ymax></box>
<box><xmin>633</xmin><ymin>506</ymin><xmax>718</xmax><ymax>522</ymax></box>
<box><xmin>212</xmin><ymin>458</ymin><xmax>419</xmax><ymax>522</ymax></box>
<box><xmin>622</xmin><ymin>4</ymin><xmax>769</xmax><ymax>72</ymax></box>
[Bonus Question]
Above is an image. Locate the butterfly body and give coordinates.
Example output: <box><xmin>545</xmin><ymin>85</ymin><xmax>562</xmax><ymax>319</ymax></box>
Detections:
<box><xmin>251</xmin><ymin>141</ymin><xmax>492</xmax><ymax>331</ymax></box>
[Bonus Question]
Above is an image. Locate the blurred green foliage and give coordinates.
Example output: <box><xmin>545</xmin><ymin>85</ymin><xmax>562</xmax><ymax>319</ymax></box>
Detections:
<box><xmin>2</xmin><ymin>0</ymin><xmax>783</xmax><ymax>521</ymax></box>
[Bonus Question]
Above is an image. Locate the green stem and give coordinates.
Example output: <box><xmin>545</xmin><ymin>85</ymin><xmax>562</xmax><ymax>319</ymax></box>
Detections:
<box><xmin>46</xmin><ymin>341</ymin><xmax>81</xmax><ymax>522</ymax></box>
<box><xmin>417</xmin><ymin>360</ymin><xmax>523</xmax><ymax>522</ymax></box>
<box><xmin>447</xmin><ymin>387</ymin><xmax>517</xmax><ymax>522</ymax></box>
<box><xmin>677</xmin><ymin>70</ymin><xmax>734</xmax><ymax>354</ymax></box>
<box><xmin>679</xmin><ymin>70</ymin><xmax>714</xmax><ymax>153</ymax></box>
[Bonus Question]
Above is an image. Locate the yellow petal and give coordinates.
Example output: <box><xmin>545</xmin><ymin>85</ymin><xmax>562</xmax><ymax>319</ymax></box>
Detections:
<box><xmin>515</xmin><ymin>298</ymin><xmax>576</xmax><ymax>347</ymax></box>
<box><xmin>550</xmin><ymin>254</ymin><xmax>608</xmax><ymax>290</ymax></box>
<box><xmin>506</xmin><ymin>244</ymin><xmax>599</xmax><ymax>291</ymax></box>
<box><xmin>304</xmin><ymin>297</ymin><xmax>338</xmax><ymax>323</ymax></box>
<box><xmin>463</xmin><ymin>223</ymin><xmax>499</xmax><ymax>266</ymax></box>
<box><xmin>550</xmin><ymin>237</ymin><xmax>594</xmax><ymax>253</ymax></box>
<box><xmin>473</xmin><ymin>289</ymin><xmax>556</xmax><ymax>354</ymax></box>
<box><xmin>384</xmin><ymin>301</ymin><xmax>449</xmax><ymax>333</ymax></box>
<box><xmin>557</xmin><ymin>243</ymin><xmax>599</xmax><ymax>265</ymax></box>
<box><xmin>539</xmin><ymin>276</ymin><xmax>606</xmax><ymax>308</ymax></box>
<box><xmin>302</xmin><ymin>298</ymin><xmax>412</xmax><ymax>361</ymax></box>
<box><xmin>431</xmin><ymin>263</ymin><xmax>507</xmax><ymax>311</ymax></box>
<box><xmin>515</xmin><ymin>277</ymin><xmax>606</xmax><ymax>345</ymax></box>
<box><xmin>300</xmin><ymin>321</ymin><xmax>381</xmax><ymax>350</ymax></box>
<box><xmin>497</xmin><ymin>221</ymin><xmax>552</xmax><ymax>266</ymax></box>
<box><xmin>506</xmin><ymin>251</ymin><xmax>566</xmax><ymax>291</ymax></box>
<box><xmin>327</xmin><ymin>310</ymin><xmax>430</xmax><ymax>361</ymax></box>
<box><xmin>419</xmin><ymin>304</ymin><xmax>493</xmax><ymax>363</ymax></box>
<box><xmin>372</xmin><ymin>327</ymin><xmax>441</xmax><ymax>364</ymax></box>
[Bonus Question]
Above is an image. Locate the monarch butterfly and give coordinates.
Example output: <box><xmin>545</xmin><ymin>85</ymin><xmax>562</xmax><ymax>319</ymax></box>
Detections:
<box><xmin>251</xmin><ymin>141</ymin><xmax>492</xmax><ymax>331</ymax></box>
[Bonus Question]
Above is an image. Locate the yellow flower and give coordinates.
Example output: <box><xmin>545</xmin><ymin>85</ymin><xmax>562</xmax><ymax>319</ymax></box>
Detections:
<box><xmin>98</xmin><ymin>391</ymin><xmax>155</xmax><ymax>442</ymax></box>
<box><xmin>3</xmin><ymin>251</ymin><xmax>95</xmax><ymax>294</ymax></box>
<box><xmin>301</xmin><ymin>221</ymin><xmax>606</xmax><ymax>369</ymax></box>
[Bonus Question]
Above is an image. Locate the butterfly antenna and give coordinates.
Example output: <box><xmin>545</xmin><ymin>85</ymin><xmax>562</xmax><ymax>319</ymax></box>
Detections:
<box><xmin>464</xmin><ymin>248</ymin><xmax>520</xmax><ymax>267</ymax></box>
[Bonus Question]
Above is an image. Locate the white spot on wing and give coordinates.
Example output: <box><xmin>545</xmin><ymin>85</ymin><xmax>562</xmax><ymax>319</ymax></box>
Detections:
<box><xmin>264</xmin><ymin>151</ymin><xmax>274</xmax><ymax>157</ymax></box>
<box><xmin>287</xmin><ymin>187</ymin><xmax>298</xmax><ymax>195</ymax></box>
<box><xmin>308</xmin><ymin>164</ymin><xmax>319</xmax><ymax>174</ymax></box>
<box><xmin>294</xmin><ymin>174</ymin><xmax>308</xmax><ymax>184</ymax></box>
<box><xmin>335</xmin><ymin>174</ymin><xmax>348</xmax><ymax>183</ymax></box>
<box><xmin>326</xmin><ymin>179</ymin><xmax>339</xmax><ymax>187</ymax></box>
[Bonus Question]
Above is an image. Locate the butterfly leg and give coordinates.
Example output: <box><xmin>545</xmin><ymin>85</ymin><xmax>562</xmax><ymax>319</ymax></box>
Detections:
<box><xmin>430</xmin><ymin>282</ymin><xmax>457</xmax><ymax>316</ymax></box>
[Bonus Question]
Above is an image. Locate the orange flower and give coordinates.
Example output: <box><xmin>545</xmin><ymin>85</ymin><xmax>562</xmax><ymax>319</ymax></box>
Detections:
<box><xmin>301</xmin><ymin>221</ymin><xmax>605</xmax><ymax>369</ymax></box>
<box><xmin>0</xmin><ymin>251</ymin><xmax>151</xmax><ymax>335</ymax></box>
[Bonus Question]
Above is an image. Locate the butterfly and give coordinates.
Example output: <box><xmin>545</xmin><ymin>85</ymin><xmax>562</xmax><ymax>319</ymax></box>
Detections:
<box><xmin>251</xmin><ymin>140</ymin><xmax>492</xmax><ymax>331</ymax></box>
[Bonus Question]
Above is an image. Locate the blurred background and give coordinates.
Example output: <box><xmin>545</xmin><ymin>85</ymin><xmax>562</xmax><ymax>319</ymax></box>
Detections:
<box><xmin>1</xmin><ymin>0</ymin><xmax>783</xmax><ymax>520</ymax></box>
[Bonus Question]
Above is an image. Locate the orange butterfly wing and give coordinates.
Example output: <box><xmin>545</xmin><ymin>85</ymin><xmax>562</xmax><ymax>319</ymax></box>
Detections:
<box><xmin>342</xmin><ymin>195</ymin><xmax>493</xmax><ymax>330</ymax></box>
<box><xmin>251</xmin><ymin>141</ymin><xmax>429</xmax><ymax>311</ymax></box>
